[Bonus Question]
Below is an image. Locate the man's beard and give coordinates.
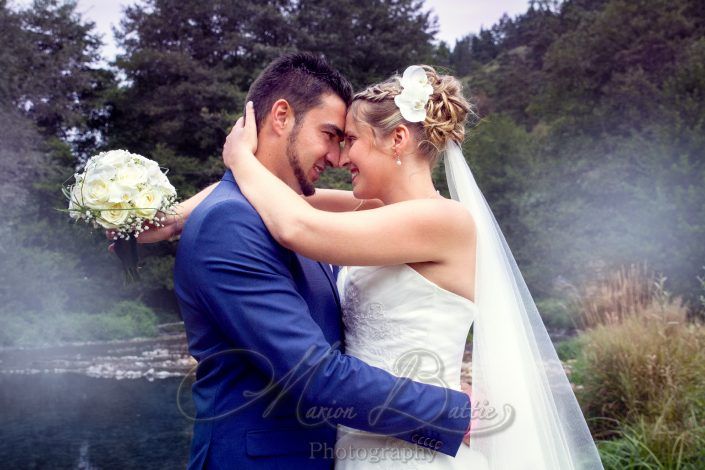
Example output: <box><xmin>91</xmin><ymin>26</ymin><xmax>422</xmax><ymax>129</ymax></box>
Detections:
<box><xmin>286</xmin><ymin>126</ymin><xmax>316</xmax><ymax>197</ymax></box>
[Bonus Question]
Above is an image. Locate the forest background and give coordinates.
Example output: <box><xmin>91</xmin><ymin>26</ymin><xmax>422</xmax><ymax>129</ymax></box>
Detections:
<box><xmin>1</xmin><ymin>0</ymin><xmax>704</xmax><ymax>341</ymax></box>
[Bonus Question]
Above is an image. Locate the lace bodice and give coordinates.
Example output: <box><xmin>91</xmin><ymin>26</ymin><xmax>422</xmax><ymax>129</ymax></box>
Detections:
<box><xmin>337</xmin><ymin>264</ymin><xmax>476</xmax><ymax>390</ymax></box>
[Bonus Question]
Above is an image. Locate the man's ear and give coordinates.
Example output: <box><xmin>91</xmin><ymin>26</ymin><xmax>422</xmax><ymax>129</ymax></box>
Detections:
<box><xmin>269</xmin><ymin>99</ymin><xmax>293</xmax><ymax>136</ymax></box>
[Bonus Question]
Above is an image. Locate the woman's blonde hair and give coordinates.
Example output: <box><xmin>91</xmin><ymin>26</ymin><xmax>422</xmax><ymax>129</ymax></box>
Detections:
<box><xmin>351</xmin><ymin>66</ymin><xmax>473</xmax><ymax>166</ymax></box>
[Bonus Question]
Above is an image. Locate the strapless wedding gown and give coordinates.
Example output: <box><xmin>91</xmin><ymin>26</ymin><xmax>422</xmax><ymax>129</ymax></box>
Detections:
<box><xmin>334</xmin><ymin>264</ymin><xmax>489</xmax><ymax>469</ymax></box>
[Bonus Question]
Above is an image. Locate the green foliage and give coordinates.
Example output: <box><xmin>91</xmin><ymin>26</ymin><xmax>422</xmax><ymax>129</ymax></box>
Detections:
<box><xmin>3</xmin><ymin>0</ymin><xmax>705</xmax><ymax>338</ymax></box>
<box><xmin>461</xmin><ymin>114</ymin><xmax>543</xmax><ymax>288</ymax></box>
<box><xmin>536</xmin><ymin>298</ymin><xmax>576</xmax><ymax>330</ymax></box>
<box><xmin>458</xmin><ymin>0</ymin><xmax>705</xmax><ymax>313</ymax></box>
<box><xmin>110</xmin><ymin>0</ymin><xmax>266</xmax><ymax>162</ymax></box>
<box><xmin>292</xmin><ymin>0</ymin><xmax>438</xmax><ymax>89</ymax></box>
<box><xmin>574</xmin><ymin>300</ymin><xmax>705</xmax><ymax>433</ymax></box>
<box><xmin>109</xmin><ymin>0</ymin><xmax>438</xmax><ymax>168</ymax></box>
<box><xmin>0</xmin><ymin>0</ymin><xmax>114</xmax><ymax>155</ymax></box>
<box><xmin>0</xmin><ymin>301</ymin><xmax>158</xmax><ymax>347</ymax></box>
<box><xmin>597</xmin><ymin>418</ymin><xmax>705</xmax><ymax>470</ymax></box>
<box><xmin>567</xmin><ymin>298</ymin><xmax>705</xmax><ymax>467</ymax></box>
<box><xmin>1</xmin><ymin>0</ymin><xmax>443</xmax><ymax>338</ymax></box>
<box><xmin>555</xmin><ymin>335</ymin><xmax>584</xmax><ymax>361</ymax></box>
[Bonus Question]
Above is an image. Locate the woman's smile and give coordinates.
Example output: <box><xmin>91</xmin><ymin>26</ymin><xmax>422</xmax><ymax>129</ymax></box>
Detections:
<box><xmin>350</xmin><ymin>165</ymin><xmax>360</xmax><ymax>183</ymax></box>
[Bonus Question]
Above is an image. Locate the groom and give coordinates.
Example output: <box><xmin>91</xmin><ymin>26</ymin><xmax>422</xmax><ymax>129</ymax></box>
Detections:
<box><xmin>174</xmin><ymin>52</ymin><xmax>472</xmax><ymax>469</ymax></box>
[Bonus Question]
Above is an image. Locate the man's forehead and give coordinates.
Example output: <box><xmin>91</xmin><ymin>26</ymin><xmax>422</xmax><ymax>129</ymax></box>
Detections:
<box><xmin>307</xmin><ymin>95</ymin><xmax>346</xmax><ymax>133</ymax></box>
<box><xmin>315</xmin><ymin>93</ymin><xmax>346</xmax><ymax>117</ymax></box>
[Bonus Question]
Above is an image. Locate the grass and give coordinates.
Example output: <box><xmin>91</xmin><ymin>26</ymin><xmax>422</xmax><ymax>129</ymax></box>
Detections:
<box><xmin>574</xmin><ymin>263</ymin><xmax>655</xmax><ymax>329</ymax></box>
<box><xmin>555</xmin><ymin>334</ymin><xmax>585</xmax><ymax>361</ymax></box>
<box><xmin>597</xmin><ymin>417</ymin><xmax>705</xmax><ymax>469</ymax></box>
<box><xmin>567</xmin><ymin>263</ymin><xmax>705</xmax><ymax>469</ymax></box>
<box><xmin>576</xmin><ymin>302</ymin><xmax>705</xmax><ymax>430</ymax></box>
<box><xmin>536</xmin><ymin>297</ymin><xmax>577</xmax><ymax>330</ymax></box>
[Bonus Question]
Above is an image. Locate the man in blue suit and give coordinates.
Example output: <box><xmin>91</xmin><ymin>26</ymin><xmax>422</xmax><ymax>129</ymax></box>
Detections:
<box><xmin>174</xmin><ymin>52</ymin><xmax>472</xmax><ymax>469</ymax></box>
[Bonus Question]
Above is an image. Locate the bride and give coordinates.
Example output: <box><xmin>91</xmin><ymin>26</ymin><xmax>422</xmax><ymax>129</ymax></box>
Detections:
<box><xmin>145</xmin><ymin>66</ymin><xmax>603</xmax><ymax>469</ymax></box>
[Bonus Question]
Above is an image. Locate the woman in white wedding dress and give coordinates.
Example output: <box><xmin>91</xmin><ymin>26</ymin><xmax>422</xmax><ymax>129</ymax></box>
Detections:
<box><xmin>331</xmin><ymin>262</ymin><xmax>481</xmax><ymax>469</ymax></box>
<box><xmin>220</xmin><ymin>65</ymin><xmax>603</xmax><ymax>470</ymax></box>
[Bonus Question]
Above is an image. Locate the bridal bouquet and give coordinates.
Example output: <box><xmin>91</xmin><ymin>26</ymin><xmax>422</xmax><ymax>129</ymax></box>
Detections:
<box><xmin>63</xmin><ymin>149</ymin><xmax>178</xmax><ymax>281</ymax></box>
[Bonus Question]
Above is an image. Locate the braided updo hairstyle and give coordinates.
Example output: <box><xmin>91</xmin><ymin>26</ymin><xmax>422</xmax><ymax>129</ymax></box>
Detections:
<box><xmin>351</xmin><ymin>66</ymin><xmax>473</xmax><ymax>166</ymax></box>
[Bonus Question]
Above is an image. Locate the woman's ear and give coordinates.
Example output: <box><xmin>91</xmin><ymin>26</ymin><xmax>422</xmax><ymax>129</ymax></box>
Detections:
<box><xmin>392</xmin><ymin>124</ymin><xmax>411</xmax><ymax>153</ymax></box>
<box><xmin>269</xmin><ymin>99</ymin><xmax>292</xmax><ymax>136</ymax></box>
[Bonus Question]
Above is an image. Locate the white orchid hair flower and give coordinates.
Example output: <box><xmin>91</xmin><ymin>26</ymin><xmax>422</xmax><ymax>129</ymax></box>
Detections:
<box><xmin>393</xmin><ymin>65</ymin><xmax>433</xmax><ymax>123</ymax></box>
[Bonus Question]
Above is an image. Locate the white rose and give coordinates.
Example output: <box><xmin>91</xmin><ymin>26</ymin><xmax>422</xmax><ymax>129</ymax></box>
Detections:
<box><xmin>95</xmin><ymin>150</ymin><xmax>128</xmax><ymax>168</ymax></box>
<box><xmin>98</xmin><ymin>203</ymin><xmax>131</xmax><ymax>229</ymax></box>
<box><xmin>134</xmin><ymin>189</ymin><xmax>162</xmax><ymax>219</ymax></box>
<box><xmin>81</xmin><ymin>176</ymin><xmax>111</xmax><ymax>207</ymax></box>
<box><xmin>107</xmin><ymin>181</ymin><xmax>139</xmax><ymax>204</ymax></box>
<box><xmin>133</xmin><ymin>154</ymin><xmax>154</xmax><ymax>167</ymax></box>
<box><xmin>146</xmin><ymin>167</ymin><xmax>177</xmax><ymax>199</ymax></box>
<box><xmin>115</xmin><ymin>162</ymin><xmax>148</xmax><ymax>187</ymax></box>
<box><xmin>83</xmin><ymin>158</ymin><xmax>116</xmax><ymax>181</ymax></box>
<box><xmin>66</xmin><ymin>149</ymin><xmax>178</xmax><ymax>230</ymax></box>
<box><xmin>146</xmin><ymin>165</ymin><xmax>166</xmax><ymax>184</ymax></box>
<box><xmin>159</xmin><ymin>180</ymin><xmax>177</xmax><ymax>199</ymax></box>
<box><xmin>68</xmin><ymin>183</ymin><xmax>85</xmax><ymax>219</ymax></box>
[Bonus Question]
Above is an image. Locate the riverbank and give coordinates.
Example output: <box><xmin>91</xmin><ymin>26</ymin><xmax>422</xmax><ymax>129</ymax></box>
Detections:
<box><xmin>0</xmin><ymin>301</ymin><xmax>162</xmax><ymax>348</ymax></box>
<box><xmin>0</xmin><ymin>323</ymin><xmax>576</xmax><ymax>384</ymax></box>
<box><xmin>0</xmin><ymin>332</ymin><xmax>195</xmax><ymax>380</ymax></box>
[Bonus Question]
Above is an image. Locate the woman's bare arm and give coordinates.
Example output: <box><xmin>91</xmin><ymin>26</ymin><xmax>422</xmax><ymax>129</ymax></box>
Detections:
<box><xmin>223</xmin><ymin>102</ymin><xmax>474</xmax><ymax>267</ymax></box>
<box><xmin>131</xmin><ymin>182</ymin><xmax>219</xmax><ymax>243</ymax></box>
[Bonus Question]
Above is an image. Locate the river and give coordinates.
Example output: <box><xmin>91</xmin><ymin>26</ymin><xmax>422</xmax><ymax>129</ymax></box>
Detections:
<box><xmin>0</xmin><ymin>327</ymin><xmax>573</xmax><ymax>468</ymax></box>
<box><xmin>0</xmin><ymin>333</ymin><xmax>196</xmax><ymax>469</ymax></box>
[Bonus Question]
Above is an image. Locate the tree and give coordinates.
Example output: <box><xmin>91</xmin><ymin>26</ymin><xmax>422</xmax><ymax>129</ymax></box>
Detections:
<box><xmin>110</xmin><ymin>0</ymin><xmax>291</xmax><ymax>165</ymax></box>
<box><xmin>109</xmin><ymin>0</ymin><xmax>441</xmax><ymax>195</ymax></box>
<box><xmin>0</xmin><ymin>1</ymin><xmax>168</xmax><ymax>320</ymax></box>
<box><xmin>1</xmin><ymin>0</ymin><xmax>112</xmax><ymax>157</ymax></box>
<box><xmin>291</xmin><ymin>0</ymin><xmax>438</xmax><ymax>89</ymax></box>
<box><xmin>448</xmin><ymin>35</ymin><xmax>474</xmax><ymax>76</ymax></box>
<box><xmin>539</xmin><ymin>0</ymin><xmax>700</xmax><ymax>132</ymax></box>
<box><xmin>455</xmin><ymin>0</ymin><xmax>705</xmax><ymax>314</ymax></box>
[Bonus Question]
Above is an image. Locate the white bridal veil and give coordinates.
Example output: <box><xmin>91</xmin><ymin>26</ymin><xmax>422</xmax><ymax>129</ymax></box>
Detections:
<box><xmin>444</xmin><ymin>142</ymin><xmax>604</xmax><ymax>469</ymax></box>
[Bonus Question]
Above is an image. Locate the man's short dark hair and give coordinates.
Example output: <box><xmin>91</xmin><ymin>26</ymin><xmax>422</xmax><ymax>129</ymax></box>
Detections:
<box><xmin>246</xmin><ymin>52</ymin><xmax>353</xmax><ymax>131</ymax></box>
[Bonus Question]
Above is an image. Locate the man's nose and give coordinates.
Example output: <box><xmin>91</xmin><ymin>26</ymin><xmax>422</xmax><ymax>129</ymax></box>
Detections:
<box><xmin>337</xmin><ymin>145</ymin><xmax>351</xmax><ymax>169</ymax></box>
<box><xmin>326</xmin><ymin>143</ymin><xmax>342</xmax><ymax>168</ymax></box>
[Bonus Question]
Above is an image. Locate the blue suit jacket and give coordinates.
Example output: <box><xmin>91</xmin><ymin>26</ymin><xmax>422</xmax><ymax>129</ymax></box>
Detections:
<box><xmin>174</xmin><ymin>171</ymin><xmax>470</xmax><ymax>469</ymax></box>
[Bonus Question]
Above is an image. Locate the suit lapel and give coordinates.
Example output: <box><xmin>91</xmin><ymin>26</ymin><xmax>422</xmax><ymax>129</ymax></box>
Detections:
<box><xmin>292</xmin><ymin>252</ymin><xmax>341</xmax><ymax>310</ymax></box>
<box><xmin>226</xmin><ymin>170</ymin><xmax>344</xmax><ymax>311</ymax></box>
<box><xmin>318</xmin><ymin>262</ymin><xmax>341</xmax><ymax>310</ymax></box>
<box><xmin>225</xmin><ymin>172</ymin><xmax>344</xmax><ymax>313</ymax></box>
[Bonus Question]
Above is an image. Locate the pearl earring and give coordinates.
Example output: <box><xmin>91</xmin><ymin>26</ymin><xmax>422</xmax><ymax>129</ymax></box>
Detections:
<box><xmin>394</xmin><ymin>148</ymin><xmax>402</xmax><ymax>166</ymax></box>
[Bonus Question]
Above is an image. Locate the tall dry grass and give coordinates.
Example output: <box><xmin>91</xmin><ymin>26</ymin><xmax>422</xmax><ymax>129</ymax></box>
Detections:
<box><xmin>574</xmin><ymin>263</ymin><xmax>660</xmax><ymax>329</ymax></box>
<box><xmin>578</xmin><ymin>301</ymin><xmax>705</xmax><ymax>429</ymax></box>
<box><xmin>574</xmin><ymin>300</ymin><xmax>705</xmax><ymax>467</ymax></box>
<box><xmin>570</xmin><ymin>264</ymin><xmax>705</xmax><ymax>467</ymax></box>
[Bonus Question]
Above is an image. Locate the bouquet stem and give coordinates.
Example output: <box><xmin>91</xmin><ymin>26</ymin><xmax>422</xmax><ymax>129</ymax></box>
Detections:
<box><xmin>113</xmin><ymin>237</ymin><xmax>141</xmax><ymax>283</ymax></box>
